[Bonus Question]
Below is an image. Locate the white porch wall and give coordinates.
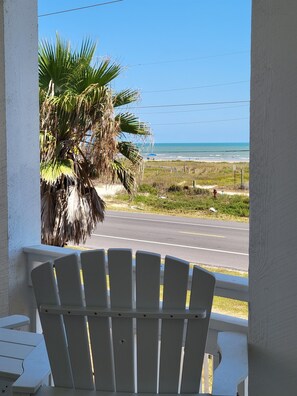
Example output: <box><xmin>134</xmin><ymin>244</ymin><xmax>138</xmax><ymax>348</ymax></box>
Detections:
<box><xmin>0</xmin><ymin>0</ymin><xmax>40</xmax><ymax>317</ymax></box>
<box><xmin>250</xmin><ymin>1</ymin><xmax>297</xmax><ymax>394</ymax></box>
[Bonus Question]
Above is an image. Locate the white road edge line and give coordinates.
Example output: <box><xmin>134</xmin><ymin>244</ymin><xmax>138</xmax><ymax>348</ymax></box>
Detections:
<box><xmin>91</xmin><ymin>234</ymin><xmax>249</xmax><ymax>256</ymax></box>
<box><xmin>107</xmin><ymin>214</ymin><xmax>249</xmax><ymax>231</ymax></box>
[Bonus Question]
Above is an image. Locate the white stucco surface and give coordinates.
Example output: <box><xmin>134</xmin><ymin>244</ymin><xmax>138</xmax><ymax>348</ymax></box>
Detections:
<box><xmin>249</xmin><ymin>1</ymin><xmax>297</xmax><ymax>394</ymax></box>
<box><xmin>0</xmin><ymin>0</ymin><xmax>40</xmax><ymax>317</ymax></box>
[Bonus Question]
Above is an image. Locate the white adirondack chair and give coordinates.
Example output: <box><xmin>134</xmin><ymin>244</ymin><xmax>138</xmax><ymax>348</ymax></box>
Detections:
<box><xmin>24</xmin><ymin>249</ymin><xmax>247</xmax><ymax>396</ymax></box>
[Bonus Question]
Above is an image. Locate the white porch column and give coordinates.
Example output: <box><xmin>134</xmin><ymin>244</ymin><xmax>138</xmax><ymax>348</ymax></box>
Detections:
<box><xmin>0</xmin><ymin>0</ymin><xmax>40</xmax><ymax>317</ymax></box>
<box><xmin>250</xmin><ymin>1</ymin><xmax>297</xmax><ymax>394</ymax></box>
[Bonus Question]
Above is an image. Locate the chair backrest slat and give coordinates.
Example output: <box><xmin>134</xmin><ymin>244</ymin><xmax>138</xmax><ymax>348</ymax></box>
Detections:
<box><xmin>31</xmin><ymin>262</ymin><xmax>73</xmax><ymax>388</ymax></box>
<box><xmin>181</xmin><ymin>266</ymin><xmax>215</xmax><ymax>393</ymax></box>
<box><xmin>81</xmin><ymin>250</ymin><xmax>115</xmax><ymax>391</ymax></box>
<box><xmin>136</xmin><ymin>251</ymin><xmax>161</xmax><ymax>393</ymax></box>
<box><xmin>108</xmin><ymin>249</ymin><xmax>134</xmax><ymax>392</ymax></box>
<box><xmin>159</xmin><ymin>256</ymin><xmax>189</xmax><ymax>394</ymax></box>
<box><xmin>55</xmin><ymin>254</ymin><xmax>94</xmax><ymax>390</ymax></box>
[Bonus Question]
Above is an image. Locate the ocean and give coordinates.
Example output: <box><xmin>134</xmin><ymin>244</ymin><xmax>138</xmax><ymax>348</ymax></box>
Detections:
<box><xmin>139</xmin><ymin>142</ymin><xmax>249</xmax><ymax>162</ymax></box>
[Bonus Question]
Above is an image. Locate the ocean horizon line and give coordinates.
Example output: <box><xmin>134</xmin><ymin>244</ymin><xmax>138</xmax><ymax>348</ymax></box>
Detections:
<box><xmin>138</xmin><ymin>142</ymin><xmax>250</xmax><ymax>162</ymax></box>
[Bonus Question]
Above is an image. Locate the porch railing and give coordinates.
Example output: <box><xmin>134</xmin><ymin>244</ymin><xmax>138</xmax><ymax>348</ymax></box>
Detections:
<box><xmin>24</xmin><ymin>244</ymin><xmax>248</xmax><ymax>395</ymax></box>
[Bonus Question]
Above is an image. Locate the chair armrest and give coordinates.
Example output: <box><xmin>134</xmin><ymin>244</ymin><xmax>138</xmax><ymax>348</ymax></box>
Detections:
<box><xmin>212</xmin><ymin>331</ymin><xmax>248</xmax><ymax>396</ymax></box>
<box><xmin>12</xmin><ymin>341</ymin><xmax>51</xmax><ymax>394</ymax></box>
<box><xmin>0</xmin><ymin>315</ymin><xmax>30</xmax><ymax>329</ymax></box>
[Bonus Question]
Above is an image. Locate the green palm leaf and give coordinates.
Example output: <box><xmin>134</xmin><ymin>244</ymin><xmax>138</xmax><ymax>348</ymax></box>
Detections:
<box><xmin>112</xmin><ymin>160</ymin><xmax>135</xmax><ymax>194</ymax></box>
<box><xmin>117</xmin><ymin>141</ymin><xmax>142</xmax><ymax>165</ymax></box>
<box><xmin>113</xmin><ymin>89</ymin><xmax>139</xmax><ymax>107</ymax></box>
<box><xmin>39</xmin><ymin>35</ymin><xmax>73</xmax><ymax>94</ymax></box>
<box><xmin>116</xmin><ymin>112</ymin><xmax>150</xmax><ymax>136</ymax></box>
<box><xmin>93</xmin><ymin>59</ymin><xmax>122</xmax><ymax>86</ymax></box>
<box><xmin>40</xmin><ymin>159</ymin><xmax>75</xmax><ymax>184</ymax></box>
<box><xmin>76</xmin><ymin>37</ymin><xmax>96</xmax><ymax>64</ymax></box>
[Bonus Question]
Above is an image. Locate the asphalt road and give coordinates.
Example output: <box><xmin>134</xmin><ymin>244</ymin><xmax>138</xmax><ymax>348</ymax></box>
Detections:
<box><xmin>83</xmin><ymin>211</ymin><xmax>249</xmax><ymax>271</ymax></box>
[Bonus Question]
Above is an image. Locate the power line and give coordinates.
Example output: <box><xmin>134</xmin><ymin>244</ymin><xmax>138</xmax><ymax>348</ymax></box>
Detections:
<box><xmin>128</xmin><ymin>51</ymin><xmax>249</xmax><ymax>67</ymax></box>
<box><xmin>142</xmin><ymin>80</ymin><xmax>249</xmax><ymax>94</ymax></box>
<box><xmin>134</xmin><ymin>104</ymin><xmax>249</xmax><ymax>115</ymax></box>
<box><xmin>127</xmin><ymin>100</ymin><xmax>250</xmax><ymax>110</ymax></box>
<box><xmin>38</xmin><ymin>0</ymin><xmax>123</xmax><ymax>18</ymax></box>
<box><xmin>151</xmin><ymin>117</ymin><xmax>248</xmax><ymax>126</ymax></box>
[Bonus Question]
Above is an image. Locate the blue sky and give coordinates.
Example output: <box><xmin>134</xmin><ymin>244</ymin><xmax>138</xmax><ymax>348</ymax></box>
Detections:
<box><xmin>38</xmin><ymin>0</ymin><xmax>251</xmax><ymax>143</ymax></box>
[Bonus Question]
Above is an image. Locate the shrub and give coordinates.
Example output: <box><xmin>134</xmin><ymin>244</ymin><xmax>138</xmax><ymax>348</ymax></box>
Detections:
<box><xmin>168</xmin><ymin>184</ymin><xmax>182</xmax><ymax>192</ymax></box>
<box><xmin>138</xmin><ymin>184</ymin><xmax>157</xmax><ymax>194</ymax></box>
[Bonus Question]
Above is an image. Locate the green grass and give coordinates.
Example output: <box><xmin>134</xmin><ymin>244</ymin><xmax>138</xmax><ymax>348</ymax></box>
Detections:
<box><xmin>107</xmin><ymin>161</ymin><xmax>249</xmax><ymax>221</ymax></box>
<box><xmin>141</xmin><ymin>161</ymin><xmax>249</xmax><ymax>190</ymax></box>
<box><xmin>109</xmin><ymin>188</ymin><xmax>249</xmax><ymax>221</ymax></box>
<box><xmin>212</xmin><ymin>295</ymin><xmax>247</xmax><ymax>319</ymax></box>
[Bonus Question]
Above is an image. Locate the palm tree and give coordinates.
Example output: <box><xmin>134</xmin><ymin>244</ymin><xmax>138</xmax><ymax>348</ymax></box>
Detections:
<box><xmin>39</xmin><ymin>36</ymin><xmax>150</xmax><ymax>246</ymax></box>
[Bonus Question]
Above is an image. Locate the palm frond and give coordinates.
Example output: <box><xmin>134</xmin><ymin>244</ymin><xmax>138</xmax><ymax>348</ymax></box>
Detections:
<box><xmin>111</xmin><ymin>160</ymin><xmax>135</xmax><ymax>194</ymax></box>
<box><xmin>76</xmin><ymin>37</ymin><xmax>96</xmax><ymax>64</ymax></box>
<box><xmin>113</xmin><ymin>89</ymin><xmax>139</xmax><ymax>107</ymax></box>
<box><xmin>39</xmin><ymin>35</ymin><xmax>73</xmax><ymax>94</ymax></box>
<box><xmin>117</xmin><ymin>141</ymin><xmax>143</xmax><ymax>165</ymax></box>
<box><xmin>41</xmin><ymin>181</ymin><xmax>105</xmax><ymax>246</ymax></box>
<box><xmin>116</xmin><ymin>112</ymin><xmax>150</xmax><ymax>136</ymax></box>
<box><xmin>93</xmin><ymin>59</ymin><xmax>122</xmax><ymax>85</ymax></box>
<box><xmin>40</xmin><ymin>159</ymin><xmax>75</xmax><ymax>184</ymax></box>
